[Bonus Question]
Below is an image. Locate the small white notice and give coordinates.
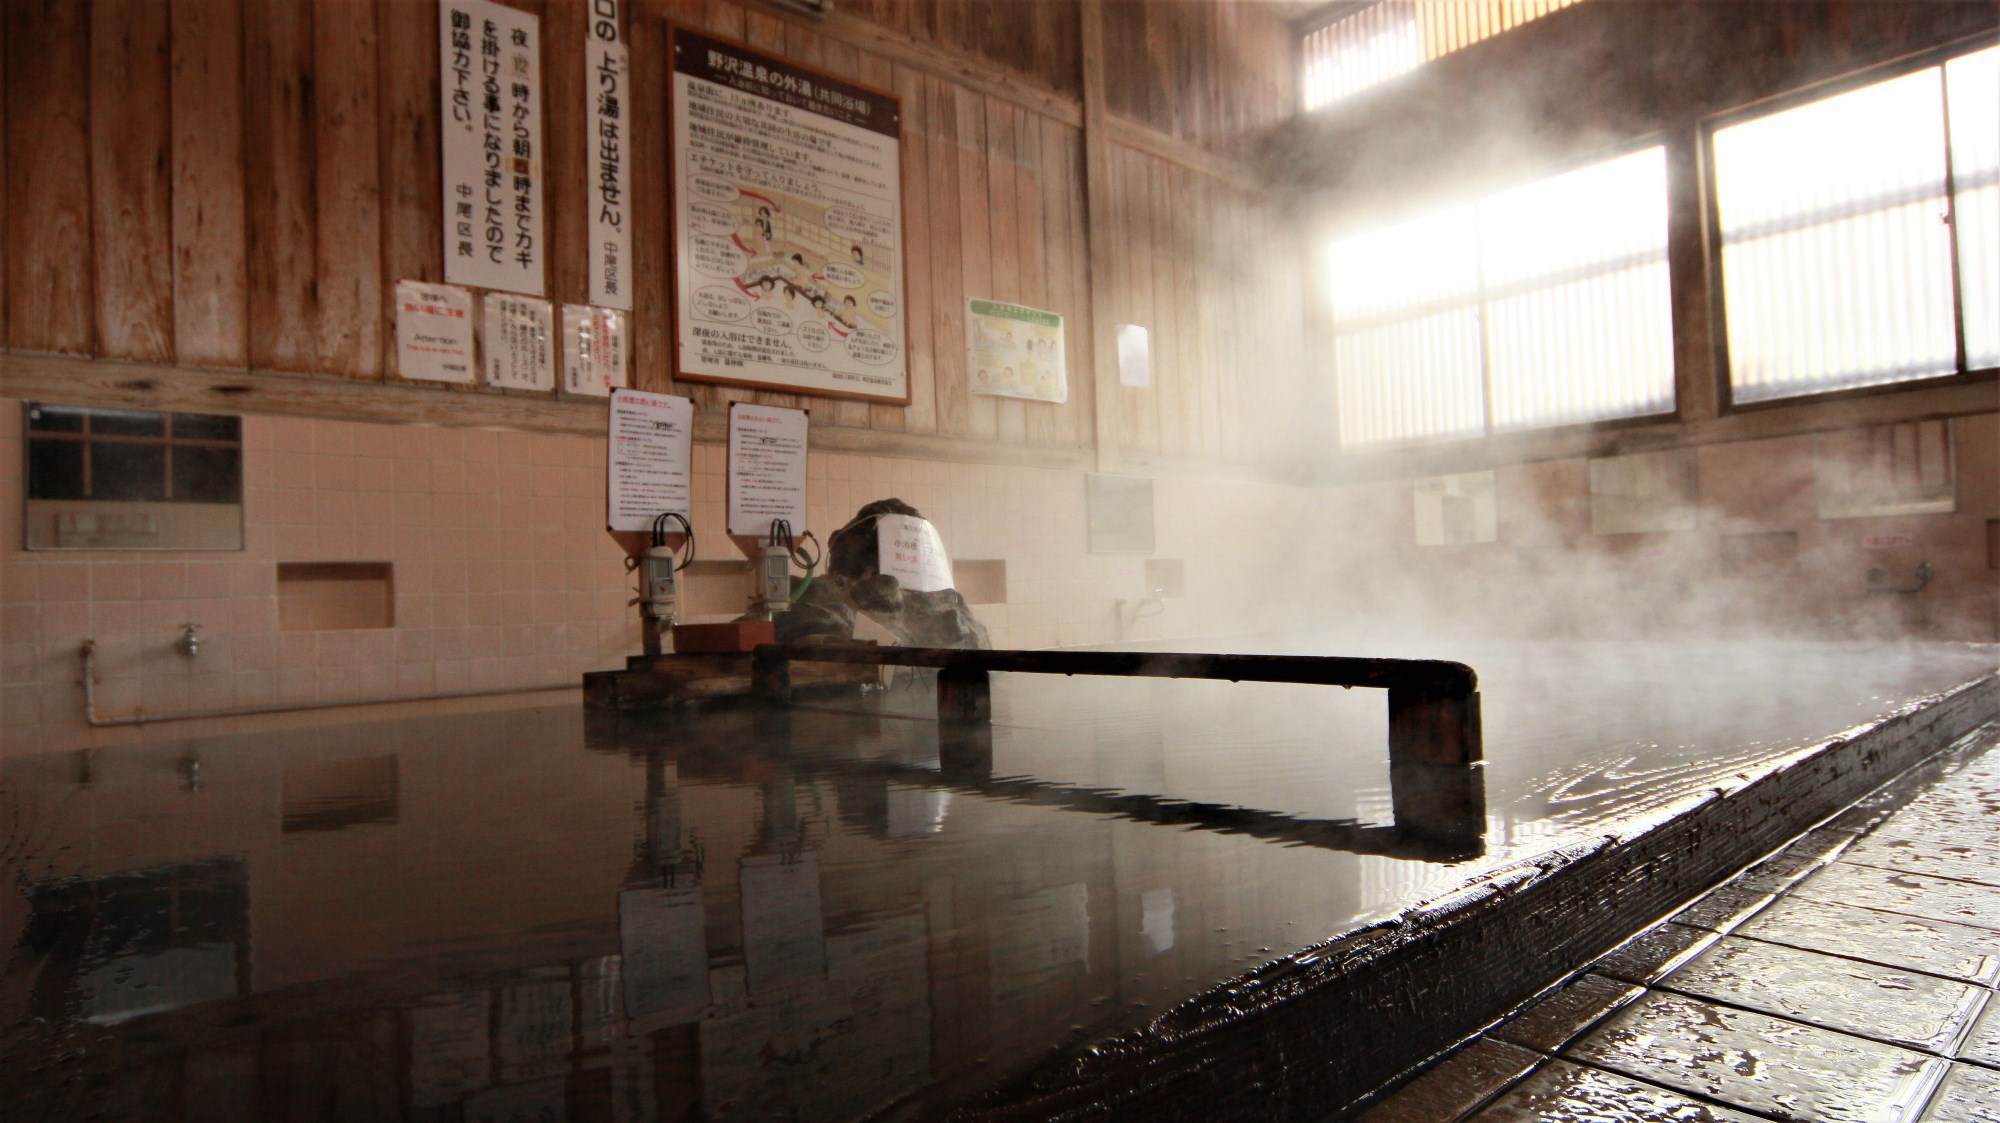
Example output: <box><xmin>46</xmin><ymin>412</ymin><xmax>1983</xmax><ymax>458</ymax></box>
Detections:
<box><xmin>606</xmin><ymin>389</ymin><xmax>693</xmax><ymax>532</ymax></box>
<box><xmin>564</xmin><ymin>304</ymin><xmax>627</xmax><ymax>397</ymax></box>
<box><xmin>395</xmin><ymin>280</ymin><xmax>475</xmax><ymax>383</ymax></box>
<box><xmin>1117</xmin><ymin>323</ymin><xmax>1151</xmax><ymax>388</ymax></box>
<box><xmin>875</xmin><ymin>513</ymin><xmax>954</xmax><ymax>592</ymax></box>
<box><xmin>726</xmin><ymin>402</ymin><xmax>808</xmax><ymax>538</ymax></box>
<box><xmin>586</xmin><ymin>22</ymin><xmax>632</xmax><ymax>310</ymax></box>
<box><xmin>482</xmin><ymin>293</ymin><xmax>554</xmax><ymax>390</ymax></box>
<box><xmin>439</xmin><ymin>0</ymin><xmax>545</xmax><ymax>296</ymax></box>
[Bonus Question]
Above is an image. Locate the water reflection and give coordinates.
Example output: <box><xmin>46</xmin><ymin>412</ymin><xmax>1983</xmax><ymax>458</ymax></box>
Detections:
<box><xmin>0</xmin><ymin>643</ymin><xmax>1990</xmax><ymax>1120</ymax></box>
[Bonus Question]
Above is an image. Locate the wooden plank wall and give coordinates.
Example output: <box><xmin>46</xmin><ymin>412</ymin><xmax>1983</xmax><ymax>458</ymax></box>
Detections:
<box><xmin>1101</xmin><ymin>0</ymin><xmax>1296</xmax><ymax>157</ymax></box>
<box><xmin>0</xmin><ymin>0</ymin><xmax>1306</xmax><ymax>469</ymax></box>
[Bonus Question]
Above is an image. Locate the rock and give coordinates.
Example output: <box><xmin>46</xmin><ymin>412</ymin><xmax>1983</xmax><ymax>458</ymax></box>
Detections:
<box><xmin>785</xmin><ymin>499</ymin><xmax>989</xmax><ymax>649</ymax></box>
<box><xmin>826</xmin><ymin>497</ymin><xmax>923</xmax><ymax>581</ymax></box>
<box><xmin>773</xmin><ymin>574</ymin><xmax>857</xmax><ymax>644</ymax></box>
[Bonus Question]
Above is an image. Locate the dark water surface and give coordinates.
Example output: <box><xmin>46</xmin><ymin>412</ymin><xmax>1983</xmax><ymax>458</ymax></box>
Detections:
<box><xmin>2</xmin><ymin>641</ymin><xmax>1993</xmax><ymax>1121</ymax></box>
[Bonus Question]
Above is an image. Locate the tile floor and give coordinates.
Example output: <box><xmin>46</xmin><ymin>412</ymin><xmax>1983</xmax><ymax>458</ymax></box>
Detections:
<box><xmin>1354</xmin><ymin>724</ymin><xmax>2000</xmax><ymax>1123</ymax></box>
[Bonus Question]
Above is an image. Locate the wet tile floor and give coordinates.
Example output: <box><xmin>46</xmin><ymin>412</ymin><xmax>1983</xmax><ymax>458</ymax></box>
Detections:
<box><xmin>1352</xmin><ymin>723</ymin><xmax>2000</xmax><ymax>1123</ymax></box>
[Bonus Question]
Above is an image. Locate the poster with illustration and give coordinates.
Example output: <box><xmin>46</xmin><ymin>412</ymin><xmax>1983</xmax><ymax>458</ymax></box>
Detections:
<box><xmin>669</xmin><ymin>27</ymin><xmax>907</xmax><ymax>404</ymax></box>
<box><xmin>966</xmin><ymin>300</ymin><xmax>1067</xmax><ymax>403</ymax></box>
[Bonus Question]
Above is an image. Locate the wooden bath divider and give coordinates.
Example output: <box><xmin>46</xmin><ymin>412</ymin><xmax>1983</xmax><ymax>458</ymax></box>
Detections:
<box><xmin>749</xmin><ymin>644</ymin><xmax>1483</xmax><ymax>767</ymax></box>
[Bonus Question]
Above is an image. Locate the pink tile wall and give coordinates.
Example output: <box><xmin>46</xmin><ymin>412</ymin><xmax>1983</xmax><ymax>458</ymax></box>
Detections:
<box><xmin>2</xmin><ymin>403</ymin><xmax>1316</xmax><ymax>754</ymax></box>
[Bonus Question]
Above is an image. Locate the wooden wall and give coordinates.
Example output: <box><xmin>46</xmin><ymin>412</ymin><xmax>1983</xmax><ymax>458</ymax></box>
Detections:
<box><xmin>0</xmin><ymin>0</ymin><xmax>1308</xmax><ymax>470</ymax></box>
<box><xmin>1101</xmin><ymin>0</ymin><xmax>1296</xmax><ymax>157</ymax></box>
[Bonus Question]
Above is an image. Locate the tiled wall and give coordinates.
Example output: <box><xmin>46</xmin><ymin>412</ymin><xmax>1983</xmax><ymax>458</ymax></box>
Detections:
<box><xmin>0</xmin><ymin>403</ymin><xmax>1315</xmax><ymax>754</ymax></box>
<box><xmin>6</xmin><ymin>401</ymin><xmax>1992</xmax><ymax>756</ymax></box>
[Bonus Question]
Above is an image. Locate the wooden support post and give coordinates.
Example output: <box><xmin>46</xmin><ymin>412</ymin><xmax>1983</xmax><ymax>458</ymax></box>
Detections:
<box><xmin>1387</xmin><ymin>688</ymin><xmax>1483</xmax><ymax>768</ymax></box>
<box><xmin>751</xmin><ymin>650</ymin><xmax>791</xmax><ymax>703</ymax></box>
<box><xmin>936</xmin><ymin>666</ymin><xmax>991</xmax><ymax>723</ymax></box>
<box><xmin>938</xmin><ymin>722</ymin><xmax>994</xmax><ymax>784</ymax></box>
<box><xmin>641</xmin><ymin>615</ymin><xmax>664</xmax><ymax>658</ymax></box>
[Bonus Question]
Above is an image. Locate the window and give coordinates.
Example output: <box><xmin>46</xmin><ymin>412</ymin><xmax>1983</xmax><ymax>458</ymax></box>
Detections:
<box><xmin>1713</xmin><ymin>45</ymin><xmax>1999</xmax><ymax>404</ymax></box>
<box><xmin>23</xmin><ymin>403</ymin><xmax>245</xmax><ymax>550</ymax></box>
<box><xmin>1327</xmin><ymin>147</ymin><xmax>1675</xmax><ymax>449</ymax></box>
<box><xmin>1301</xmin><ymin>0</ymin><xmax>1589</xmax><ymax>110</ymax></box>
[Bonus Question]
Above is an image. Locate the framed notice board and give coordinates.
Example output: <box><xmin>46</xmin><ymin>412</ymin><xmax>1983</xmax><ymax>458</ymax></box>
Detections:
<box><xmin>668</xmin><ymin>26</ymin><xmax>909</xmax><ymax>405</ymax></box>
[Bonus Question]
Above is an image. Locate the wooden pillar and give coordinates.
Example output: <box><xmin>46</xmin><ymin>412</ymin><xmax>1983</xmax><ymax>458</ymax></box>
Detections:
<box><xmin>935</xmin><ymin>665</ymin><xmax>991</xmax><ymax>723</ymax></box>
<box><xmin>1386</xmin><ymin>687</ymin><xmax>1482</xmax><ymax>767</ymax></box>
<box><xmin>751</xmin><ymin>650</ymin><xmax>790</xmax><ymax>702</ymax></box>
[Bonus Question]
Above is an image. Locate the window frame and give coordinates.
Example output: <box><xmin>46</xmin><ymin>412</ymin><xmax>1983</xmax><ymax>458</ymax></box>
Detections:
<box><xmin>1703</xmin><ymin>34</ymin><xmax>2000</xmax><ymax>416</ymax></box>
<box><xmin>1322</xmin><ymin>134</ymin><xmax>1681</xmax><ymax>451</ymax></box>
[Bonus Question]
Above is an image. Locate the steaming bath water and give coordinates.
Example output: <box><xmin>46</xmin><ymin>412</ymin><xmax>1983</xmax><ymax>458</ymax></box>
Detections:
<box><xmin>1</xmin><ymin>640</ymin><xmax>1992</xmax><ymax>1119</ymax></box>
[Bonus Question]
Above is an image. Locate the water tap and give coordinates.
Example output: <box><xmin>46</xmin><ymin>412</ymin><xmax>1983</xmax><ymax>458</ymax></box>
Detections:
<box><xmin>176</xmin><ymin>623</ymin><xmax>202</xmax><ymax>657</ymax></box>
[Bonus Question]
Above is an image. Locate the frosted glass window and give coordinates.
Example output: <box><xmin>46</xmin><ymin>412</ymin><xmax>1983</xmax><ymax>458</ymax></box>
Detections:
<box><xmin>1481</xmin><ymin>147</ymin><xmax>1675</xmax><ymax>431</ymax></box>
<box><xmin>1948</xmin><ymin>47</ymin><xmax>1999</xmax><ymax>370</ymax></box>
<box><xmin>1714</xmin><ymin>49</ymin><xmax>1997</xmax><ymax>403</ymax></box>
<box><xmin>1302</xmin><ymin>0</ymin><xmax>1588</xmax><ymax>110</ymax></box>
<box><xmin>1325</xmin><ymin>149</ymin><xmax>1673</xmax><ymax>449</ymax></box>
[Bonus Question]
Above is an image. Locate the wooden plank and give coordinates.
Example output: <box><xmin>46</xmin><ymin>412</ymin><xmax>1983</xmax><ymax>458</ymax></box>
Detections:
<box><xmin>375</xmin><ymin>0</ymin><xmax>440</xmax><ymax>377</ymax></box>
<box><xmin>869</xmin><ymin>51</ymin><xmax>917</xmax><ymax>433</ymax></box>
<box><xmin>927</xmin><ymin>76</ymin><xmax>968</xmax><ymax>440</ymax></box>
<box><xmin>631</xmin><ymin>7</ymin><xmax>671</xmax><ymax>393</ymax></box>
<box><xmin>1016</xmin><ymin>109</ymin><xmax>1057</xmax><ymax>449</ymax></box>
<box><xmin>1165</xmin><ymin>165</ymin><xmax>1197</xmax><ymax>459</ymax></box>
<box><xmin>5</xmin><ymin>0</ymin><xmax>94</xmax><ymax>355</ymax></box>
<box><xmin>1153</xmin><ymin>160</ymin><xmax>1188</xmax><ymax>458</ymax></box>
<box><xmin>1057</xmin><ymin>122</ymin><xmax>1095</xmax><ymax>450</ymax></box>
<box><xmin>1184</xmin><ymin>173</ymin><xmax>1216</xmax><ymax>455</ymax></box>
<box><xmin>956</xmin><ymin>87</ymin><xmax>995</xmax><ymax>441</ymax></box>
<box><xmin>243</xmin><ymin>0</ymin><xmax>320</xmax><ymax>372</ymax></box>
<box><xmin>984</xmin><ymin>94</ymin><xmax>1024</xmax><ymax>447</ymax></box>
<box><xmin>90</xmin><ymin>0</ymin><xmax>174</xmax><ymax>363</ymax></box>
<box><xmin>542</xmin><ymin>0</ymin><xmax>585</xmax><ymax>310</ymax></box>
<box><xmin>1121</xmin><ymin>147</ymin><xmax>1159</xmax><ymax>457</ymax></box>
<box><xmin>172</xmin><ymin>0</ymin><xmax>248</xmax><ymax>369</ymax></box>
<box><xmin>314</xmin><ymin>0</ymin><xmax>382</xmax><ymax>378</ymax></box>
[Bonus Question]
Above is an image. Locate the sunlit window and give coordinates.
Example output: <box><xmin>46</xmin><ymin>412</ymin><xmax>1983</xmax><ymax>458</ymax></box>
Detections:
<box><xmin>1301</xmin><ymin>0</ymin><xmax>1588</xmax><ymax>110</ymax></box>
<box><xmin>1714</xmin><ymin>45</ymin><xmax>1998</xmax><ymax>404</ymax></box>
<box><xmin>1327</xmin><ymin>147</ymin><xmax>1674</xmax><ymax>449</ymax></box>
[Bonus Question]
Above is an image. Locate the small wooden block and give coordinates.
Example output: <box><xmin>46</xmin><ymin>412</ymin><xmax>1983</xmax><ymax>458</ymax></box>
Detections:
<box><xmin>670</xmin><ymin>620</ymin><xmax>776</xmax><ymax>653</ymax></box>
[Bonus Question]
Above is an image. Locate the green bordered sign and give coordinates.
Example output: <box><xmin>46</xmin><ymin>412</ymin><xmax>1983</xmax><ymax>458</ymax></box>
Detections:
<box><xmin>966</xmin><ymin>299</ymin><xmax>1067</xmax><ymax>404</ymax></box>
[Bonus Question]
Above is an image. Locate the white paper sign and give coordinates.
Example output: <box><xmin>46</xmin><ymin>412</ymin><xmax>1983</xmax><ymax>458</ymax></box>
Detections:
<box><xmin>620</xmin><ymin>887</ymin><xmax>711</xmax><ymax>1034</ymax></box>
<box><xmin>670</xmin><ymin>28</ymin><xmax>907</xmax><ymax>402</ymax></box>
<box><xmin>563</xmin><ymin>304</ymin><xmax>627</xmax><ymax>397</ymax></box>
<box><xmin>440</xmin><ymin>0</ymin><xmax>545</xmax><ymax>296</ymax></box>
<box><xmin>1117</xmin><ymin>323</ymin><xmax>1151</xmax><ymax>388</ymax></box>
<box><xmin>395</xmin><ymin>280</ymin><xmax>476</xmax><ymax>383</ymax></box>
<box><xmin>875</xmin><ymin>513</ymin><xmax>953</xmax><ymax>592</ymax></box>
<box><xmin>607</xmin><ymin>389</ymin><xmax>693</xmax><ymax>531</ymax></box>
<box><xmin>588</xmin><ymin>31</ymin><xmax>633</xmax><ymax>310</ymax></box>
<box><xmin>726</xmin><ymin>402</ymin><xmax>808</xmax><ymax>537</ymax></box>
<box><xmin>482</xmin><ymin>293</ymin><xmax>554</xmax><ymax>390</ymax></box>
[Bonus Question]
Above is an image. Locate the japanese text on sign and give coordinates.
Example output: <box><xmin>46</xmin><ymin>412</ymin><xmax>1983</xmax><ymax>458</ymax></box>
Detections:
<box><xmin>671</xmin><ymin>28</ymin><xmax>907</xmax><ymax>404</ymax></box>
<box><xmin>725</xmin><ymin>402</ymin><xmax>808</xmax><ymax>537</ymax></box>
<box><xmin>607</xmin><ymin>389</ymin><xmax>694</xmax><ymax>532</ymax></box>
<box><xmin>440</xmin><ymin>0</ymin><xmax>546</xmax><ymax>296</ymax></box>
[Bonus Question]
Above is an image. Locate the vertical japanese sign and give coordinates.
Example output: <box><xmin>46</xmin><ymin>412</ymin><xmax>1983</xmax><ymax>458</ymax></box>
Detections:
<box><xmin>725</xmin><ymin>402</ymin><xmax>808</xmax><ymax>537</ymax></box>
<box><xmin>587</xmin><ymin>4</ymin><xmax>632</xmax><ymax>309</ymax></box>
<box><xmin>670</xmin><ymin>27</ymin><xmax>908</xmax><ymax>404</ymax></box>
<box><xmin>482</xmin><ymin>293</ymin><xmax>554</xmax><ymax>390</ymax></box>
<box><xmin>440</xmin><ymin>0</ymin><xmax>545</xmax><ymax>296</ymax></box>
<box><xmin>606</xmin><ymin>389</ymin><xmax>693</xmax><ymax>531</ymax></box>
<box><xmin>564</xmin><ymin>305</ymin><xmax>627</xmax><ymax>397</ymax></box>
